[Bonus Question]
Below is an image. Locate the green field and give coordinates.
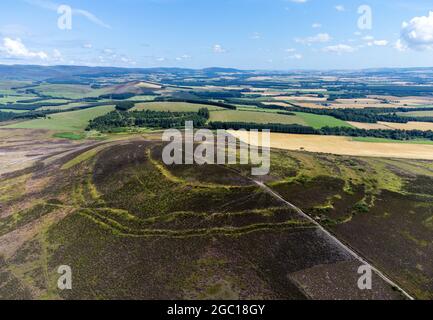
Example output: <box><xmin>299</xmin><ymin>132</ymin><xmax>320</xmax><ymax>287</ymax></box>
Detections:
<box><xmin>32</xmin><ymin>84</ymin><xmax>110</xmax><ymax>99</ymax></box>
<box><xmin>126</xmin><ymin>95</ymin><xmax>157</xmax><ymax>102</ymax></box>
<box><xmin>398</xmin><ymin>110</ymin><xmax>433</xmax><ymax>117</ymax></box>
<box><xmin>294</xmin><ymin>112</ymin><xmax>354</xmax><ymax>129</ymax></box>
<box><xmin>37</xmin><ymin>102</ymin><xmax>95</xmax><ymax>111</ymax></box>
<box><xmin>352</xmin><ymin>137</ymin><xmax>433</xmax><ymax>145</ymax></box>
<box><xmin>0</xmin><ymin>109</ymin><xmax>29</xmax><ymax>113</ymax></box>
<box><xmin>6</xmin><ymin>105</ymin><xmax>115</xmax><ymax>132</ymax></box>
<box><xmin>208</xmin><ymin>109</ymin><xmax>352</xmax><ymax>128</ymax></box>
<box><xmin>0</xmin><ymin>95</ymin><xmax>39</xmax><ymax>104</ymax></box>
<box><xmin>134</xmin><ymin>101</ymin><xmax>222</xmax><ymax>112</ymax></box>
<box><xmin>209</xmin><ymin>110</ymin><xmax>305</xmax><ymax>125</ymax></box>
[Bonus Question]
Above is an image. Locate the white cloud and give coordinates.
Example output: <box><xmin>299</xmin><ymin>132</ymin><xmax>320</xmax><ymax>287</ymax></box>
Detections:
<box><xmin>53</xmin><ymin>49</ymin><xmax>62</xmax><ymax>58</ymax></box>
<box><xmin>400</xmin><ymin>11</ymin><xmax>433</xmax><ymax>50</ymax></box>
<box><xmin>213</xmin><ymin>44</ymin><xmax>227</xmax><ymax>53</ymax></box>
<box><xmin>83</xmin><ymin>43</ymin><xmax>93</xmax><ymax>49</ymax></box>
<box><xmin>287</xmin><ymin>54</ymin><xmax>303</xmax><ymax>59</ymax></box>
<box><xmin>2</xmin><ymin>37</ymin><xmax>48</xmax><ymax>59</ymax></box>
<box><xmin>295</xmin><ymin>33</ymin><xmax>331</xmax><ymax>45</ymax></box>
<box><xmin>175</xmin><ymin>54</ymin><xmax>191</xmax><ymax>61</ymax></box>
<box><xmin>250</xmin><ymin>32</ymin><xmax>262</xmax><ymax>40</ymax></box>
<box><xmin>335</xmin><ymin>5</ymin><xmax>345</xmax><ymax>12</ymax></box>
<box><xmin>323</xmin><ymin>44</ymin><xmax>356</xmax><ymax>54</ymax></box>
<box><xmin>394</xmin><ymin>39</ymin><xmax>407</xmax><ymax>52</ymax></box>
<box><xmin>312</xmin><ymin>23</ymin><xmax>322</xmax><ymax>29</ymax></box>
<box><xmin>285</xmin><ymin>48</ymin><xmax>296</xmax><ymax>53</ymax></box>
<box><xmin>290</xmin><ymin>0</ymin><xmax>308</xmax><ymax>3</ymax></box>
<box><xmin>371</xmin><ymin>40</ymin><xmax>388</xmax><ymax>46</ymax></box>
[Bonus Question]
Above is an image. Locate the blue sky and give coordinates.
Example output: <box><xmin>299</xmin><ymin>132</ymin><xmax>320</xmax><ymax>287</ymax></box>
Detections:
<box><xmin>0</xmin><ymin>0</ymin><xmax>432</xmax><ymax>70</ymax></box>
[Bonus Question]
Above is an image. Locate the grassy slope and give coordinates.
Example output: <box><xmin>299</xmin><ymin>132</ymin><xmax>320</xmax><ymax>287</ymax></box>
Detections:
<box><xmin>5</xmin><ymin>105</ymin><xmax>115</xmax><ymax>132</ymax></box>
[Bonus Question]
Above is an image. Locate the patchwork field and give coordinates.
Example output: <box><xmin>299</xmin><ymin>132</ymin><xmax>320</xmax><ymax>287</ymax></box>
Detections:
<box><xmin>2</xmin><ymin>67</ymin><xmax>433</xmax><ymax>300</ymax></box>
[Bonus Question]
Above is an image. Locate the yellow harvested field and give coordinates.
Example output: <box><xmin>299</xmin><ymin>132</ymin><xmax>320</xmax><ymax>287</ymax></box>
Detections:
<box><xmin>336</xmin><ymin>98</ymin><xmax>380</xmax><ymax>104</ymax></box>
<box><xmin>262</xmin><ymin>102</ymin><xmax>291</xmax><ymax>107</ymax></box>
<box><xmin>292</xmin><ymin>102</ymin><xmax>329</xmax><ymax>109</ymax></box>
<box><xmin>347</xmin><ymin>122</ymin><xmax>390</xmax><ymax>130</ymax></box>
<box><xmin>335</xmin><ymin>103</ymin><xmax>397</xmax><ymax>109</ymax></box>
<box><xmin>368</xmin><ymin>95</ymin><xmax>433</xmax><ymax>106</ymax></box>
<box><xmin>243</xmin><ymin>91</ymin><xmax>287</xmax><ymax>96</ymax></box>
<box><xmin>349</xmin><ymin>121</ymin><xmax>433</xmax><ymax>131</ymax></box>
<box><xmin>246</xmin><ymin>76</ymin><xmax>273</xmax><ymax>81</ymax></box>
<box><xmin>274</xmin><ymin>96</ymin><xmax>327</xmax><ymax>102</ymax></box>
<box><xmin>228</xmin><ymin>131</ymin><xmax>433</xmax><ymax>160</ymax></box>
<box><xmin>134</xmin><ymin>82</ymin><xmax>162</xmax><ymax>89</ymax></box>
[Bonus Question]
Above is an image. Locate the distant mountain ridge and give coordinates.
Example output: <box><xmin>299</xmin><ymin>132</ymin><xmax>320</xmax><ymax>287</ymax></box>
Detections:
<box><xmin>0</xmin><ymin>64</ymin><xmax>433</xmax><ymax>81</ymax></box>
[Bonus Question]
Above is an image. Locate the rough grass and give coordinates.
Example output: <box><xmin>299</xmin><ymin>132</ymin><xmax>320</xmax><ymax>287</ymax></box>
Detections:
<box><xmin>62</xmin><ymin>145</ymin><xmax>107</xmax><ymax>170</ymax></box>
<box><xmin>53</xmin><ymin>132</ymin><xmax>86</xmax><ymax>140</ymax></box>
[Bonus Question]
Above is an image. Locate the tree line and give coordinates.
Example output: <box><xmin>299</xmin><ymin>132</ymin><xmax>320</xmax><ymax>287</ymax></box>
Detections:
<box><xmin>283</xmin><ymin>105</ymin><xmax>433</xmax><ymax>124</ymax></box>
<box><xmin>208</xmin><ymin>121</ymin><xmax>433</xmax><ymax>141</ymax></box>
<box><xmin>152</xmin><ymin>97</ymin><xmax>237</xmax><ymax>110</ymax></box>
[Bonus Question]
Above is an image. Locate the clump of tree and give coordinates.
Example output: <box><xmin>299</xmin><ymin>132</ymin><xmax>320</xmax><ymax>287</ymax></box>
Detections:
<box><xmin>99</xmin><ymin>93</ymin><xmax>136</xmax><ymax>100</ymax></box>
<box><xmin>87</xmin><ymin>108</ymin><xmax>210</xmax><ymax>132</ymax></box>
<box><xmin>209</xmin><ymin>122</ymin><xmax>318</xmax><ymax>134</ymax></box>
<box><xmin>115</xmin><ymin>101</ymin><xmax>135</xmax><ymax>111</ymax></box>
<box><xmin>153</xmin><ymin>97</ymin><xmax>237</xmax><ymax>110</ymax></box>
<box><xmin>0</xmin><ymin>111</ymin><xmax>16</xmax><ymax>122</ymax></box>
<box><xmin>0</xmin><ymin>110</ymin><xmax>54</xmax><ymax>122</ymax></box>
